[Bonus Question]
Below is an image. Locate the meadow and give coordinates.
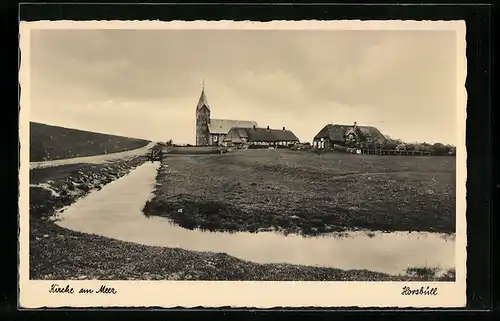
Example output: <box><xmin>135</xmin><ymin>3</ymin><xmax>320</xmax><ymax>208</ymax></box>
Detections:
<box><xmin>143</xmin><ymin>149</ymin><xmax>456</xmax><ymax>236</ymax></box>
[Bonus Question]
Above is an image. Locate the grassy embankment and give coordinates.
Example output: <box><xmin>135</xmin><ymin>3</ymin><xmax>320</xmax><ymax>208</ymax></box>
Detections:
<box><xmin>30</xmin><ymin>122</ymin><xmax>150</xmax><ymax>162</ymax></box>
<box><xmin>143</xmin><ymin>149</ymin><xmax>456</xmax><ymax>236</ymax></box>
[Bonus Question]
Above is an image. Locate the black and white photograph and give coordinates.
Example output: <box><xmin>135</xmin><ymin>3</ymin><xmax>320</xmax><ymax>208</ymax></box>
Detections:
<box><xmin>19</xmin><ymin>20</ymin><xmax>467</xmax><ymax>308</ymax></box>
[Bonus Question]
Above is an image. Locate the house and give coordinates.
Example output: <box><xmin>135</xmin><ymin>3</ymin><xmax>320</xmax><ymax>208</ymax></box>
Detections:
<box><xmin>312</xmin><ymin>122</ymin><xmax>387</xmax><ymax>149</ymax></box>
<box><xmin>195</xmin><ymin>86</ymin><xmax>257</xmax><ymax>146</ymax></box>
<box><xmin>224</xmin><ymin>125</ymin><xmax>300</xmax><ymax>147</ymax></box>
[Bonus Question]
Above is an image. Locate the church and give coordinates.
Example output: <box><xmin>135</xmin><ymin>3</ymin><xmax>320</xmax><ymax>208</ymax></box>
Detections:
<box><xmin>195</xmin><ymin>86</ymin><xmax>258</xmax><ymax>146</ymax></box>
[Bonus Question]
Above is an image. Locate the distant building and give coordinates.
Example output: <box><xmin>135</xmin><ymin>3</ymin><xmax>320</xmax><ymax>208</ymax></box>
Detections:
<box><xmin>208</xmin><ymin>119</ymin><xmax>258</xmax><ymax>146</ymax></box>
<box><xmin>224</xmin><ymin>125</ymin><xmax>300</xmax><ymax>147</ymax></box>
<box><xmin>195</xmin><ymin>86</ymin><xmax>257</xmax><ymax>146</ymax></box>
<box><xmin>312</xmin><ymin>122</ymin><xmax>387</xmax><ymax>149</ymax></box>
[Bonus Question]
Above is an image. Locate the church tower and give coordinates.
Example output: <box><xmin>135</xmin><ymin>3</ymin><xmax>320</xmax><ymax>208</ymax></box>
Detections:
<box><xmin>195</xmin><ymin>83</ymin><xmax>211</xmax><ymax>146</ymax></box>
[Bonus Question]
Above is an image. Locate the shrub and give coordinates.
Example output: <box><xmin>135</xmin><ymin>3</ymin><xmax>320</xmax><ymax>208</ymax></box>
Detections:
<box><xmin>431</xmin><ymin>143</ymin><xmax>450</xmax><ymax>156</ymax></box>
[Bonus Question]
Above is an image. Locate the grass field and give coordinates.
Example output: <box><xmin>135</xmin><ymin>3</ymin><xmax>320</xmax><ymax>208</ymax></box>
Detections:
<box><xmin>144</xmin><ymin>149</ymin><xmax>456</xmax><ymax>235</ymax></box>
<box><xmin>30</xmin><ymin>122</ymin><xmax>151</xmax><ymax>162</ymax></box>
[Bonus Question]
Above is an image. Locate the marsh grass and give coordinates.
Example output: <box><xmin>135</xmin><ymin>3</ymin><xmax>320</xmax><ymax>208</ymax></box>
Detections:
<box><xmin>405</xmin><ymin>266</ymin><xmax>456</xmax><ymax>281</ymax></box>
<box><xmin>144</xmin><ymin>150</ymin><xmax>456</xmax><ymax>236</ymax></box>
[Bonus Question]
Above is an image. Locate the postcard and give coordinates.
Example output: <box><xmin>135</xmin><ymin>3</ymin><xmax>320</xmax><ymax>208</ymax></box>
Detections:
<box><xmin>19</xmin><ymin>19</ymin><xmax>467</xmax><ymax>308</ymax></box>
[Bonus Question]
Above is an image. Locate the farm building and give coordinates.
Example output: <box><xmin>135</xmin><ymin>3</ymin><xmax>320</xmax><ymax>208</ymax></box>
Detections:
<box><xmin>196</xmin><ymin>86</ymin><xmax>257</xmax><ymax>146</ymax></box>
<box><xmin>312</xmin><ymin>122</ymin><xmax>387</xmax><ymax>149</ymax></box>
<box><xmin>224</xmin><ymin>125</ymin><xmax>300</xmax><ymax>148</ymax></box>
<box><xmin>208</xmin><ymin>119</ymin><xmax>258</xmax><ymax>146</ymax></box>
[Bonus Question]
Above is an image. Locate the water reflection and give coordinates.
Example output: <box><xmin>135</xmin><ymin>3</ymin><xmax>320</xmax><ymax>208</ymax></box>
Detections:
<box><xmin>56</xmin><ymin>162</ymin><xmax>455</xmax><ymax>276</ymax></box>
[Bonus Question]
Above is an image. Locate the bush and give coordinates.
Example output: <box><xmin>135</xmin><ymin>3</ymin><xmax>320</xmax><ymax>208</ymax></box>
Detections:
<box><xmin>374</xmin><ymin>137</ymin><xmax>456</xmax><ymax>156</ymax></box>
<box><xmin>384</xmin><ymin>141</ymin><xmax>398</xmax><ymax>150</ymax></box>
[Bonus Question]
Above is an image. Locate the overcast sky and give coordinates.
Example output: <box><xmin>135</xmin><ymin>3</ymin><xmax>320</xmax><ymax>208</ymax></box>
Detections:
<box><xmin>30</xmin><ymin>29</ymin><xmax>458</xmax><ymax>144</ymax></box>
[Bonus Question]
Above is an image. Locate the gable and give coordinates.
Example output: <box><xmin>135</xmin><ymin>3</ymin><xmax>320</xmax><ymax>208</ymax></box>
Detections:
<box><xmin>314</xmin><ymin>124</ymin><xmax>386</xmax><ymax>142</ymax></box>
<box><xmin>197</xmin><ymin>105</ymin><xmax>210</xmax><ymax>115</ymax></box>
<box><xmin>209</xmin><ymin>119</ymin><xmax>258</xmax><ymax>134</ymax></box>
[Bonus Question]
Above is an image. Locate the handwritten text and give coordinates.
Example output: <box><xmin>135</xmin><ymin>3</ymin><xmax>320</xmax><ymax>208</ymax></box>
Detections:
<box><xmin>401</xmin><ymin>285</ymin><xmax>438</xmax><ymax>296</ymax></box>
<box><xmin>49</xmin><ymin>284</ymin><xmax>117</xmax><ymax>295</ymax></box>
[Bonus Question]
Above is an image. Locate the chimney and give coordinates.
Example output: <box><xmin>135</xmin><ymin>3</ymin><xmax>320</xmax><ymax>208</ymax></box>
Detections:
<box><xmin>267</xmin><ymin>125</ymin><xmax>270</xmax><ymax>130</ymax></box>
<box><xmin>282</xmin><ymin>127</ymin><xmax>286</xmax><ymax>130</ymax></box>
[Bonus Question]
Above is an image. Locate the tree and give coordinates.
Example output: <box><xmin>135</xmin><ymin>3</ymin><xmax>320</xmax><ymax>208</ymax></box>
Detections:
<box><xmin>384</xmin><ymin>140</ymin><xmax>398</xmax><ymax>150</ymax></box>
<box><xmin>414</xmin><ymin>143</ymin><xmax>423</xmax><ymax>151</ymax></box>
<box><xmin>431</xmin><ymin>143</ymin><xmax>449</xmax><ymax>156</ymax></box>
<box><xmin>375</xmin><ymin>139</ymin><xmax>385</xmax><ymax>149</ymax></box>
<box><xmin>395</xmin><ymin>143</ymin><xmax>406</xmax><ymax>151</ymax></box>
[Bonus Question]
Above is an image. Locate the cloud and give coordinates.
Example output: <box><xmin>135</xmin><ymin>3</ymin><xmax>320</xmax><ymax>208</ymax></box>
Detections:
<box><xmin>29</xmin><ymin>29</ymin><xmax>459</xmax><ymax>144</ymax></box>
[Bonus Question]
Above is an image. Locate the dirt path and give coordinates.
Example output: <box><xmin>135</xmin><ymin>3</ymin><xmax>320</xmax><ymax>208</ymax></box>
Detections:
<box><xmin>30</xmin><ymin>141</ymin><xmax>157</xmax><ymax>169</ymax></box>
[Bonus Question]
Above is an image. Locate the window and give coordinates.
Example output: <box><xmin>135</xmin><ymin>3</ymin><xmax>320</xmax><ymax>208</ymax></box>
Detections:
<box><xmin>213</xmin><ymin>135</ymin><xmax>218</xmax><ymax>142</ymax></box>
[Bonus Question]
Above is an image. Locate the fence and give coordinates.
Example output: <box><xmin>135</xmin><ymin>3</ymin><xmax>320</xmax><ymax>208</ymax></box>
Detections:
<box><xmin>332</xmin><ymin>144</ymin><xmax>431</xmax><ymax>156</ymax></box>
<box><xmin>360</xmin><ymin>149</ymin><xmax>431</xmax><ymax>156</ymax></box>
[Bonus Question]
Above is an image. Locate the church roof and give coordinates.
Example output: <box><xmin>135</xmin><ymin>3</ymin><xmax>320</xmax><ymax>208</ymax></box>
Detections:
<box><xmin>208</xmin><ymin>119</ymin><xmax>258</xmax><ymax>134</ymax></box>
<box><xmin>313</xmin><ymin>124</ymin><xmax>386</xmax><ymax>142</ymax></box>
<box><xmin>224</xmin><ymin>127</ymin><xmax>300</xmax><ymax>143</ymax></box>
<box><xmin>196</xmin><ymin>89</ymin><xmax>210</xmax><ymax>111</ymax></box>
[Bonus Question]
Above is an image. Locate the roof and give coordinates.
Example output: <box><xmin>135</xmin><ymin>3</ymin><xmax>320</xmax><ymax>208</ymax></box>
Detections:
<box><xmin>196</xmin><ymin>89</ymin><xmax>210</xmax><ymax>111</ymax></box>
<box><xmin>313</xmin><ymin>124</ymin><xmax>386</xmax><ymax>142</ymax></box>
<box><xmin>208</xmin><ymin>119</ymin><xmax>258</xmax><ymax>134</ymax></box>
<box><xmin>224</xmin><ymin>127</ymin><xmax>300</xmax><ymax>142</ymax></box>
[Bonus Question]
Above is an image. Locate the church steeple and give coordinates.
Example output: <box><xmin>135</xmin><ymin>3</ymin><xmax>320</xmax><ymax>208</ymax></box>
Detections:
<box><xmin>195</xmin><ymin>80</ymin><xmax>211</xmax><ymax>146</ymax></box>
<box><xmin>196</xmin><ymin>79</ymin><xmax>210</xmax><ymax>111</ymax></box>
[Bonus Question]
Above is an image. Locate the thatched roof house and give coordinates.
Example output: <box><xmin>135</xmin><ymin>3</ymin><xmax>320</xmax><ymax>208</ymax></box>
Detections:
<box><xmin>224</xmin><ymin>125</ymin><xmax>299</xmax><ymax>146</ymax></box>
<box><xmin>312</xmin><ymin>123</ymin><xmax>387</xmax><ymax>149</ymax></box>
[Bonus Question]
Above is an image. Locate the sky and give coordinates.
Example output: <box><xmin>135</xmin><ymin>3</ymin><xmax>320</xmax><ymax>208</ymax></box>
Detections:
<box><xmin>30</xmin><ymin>28</ymin><xmax>459</xmax><ymax>145</ymax></box>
